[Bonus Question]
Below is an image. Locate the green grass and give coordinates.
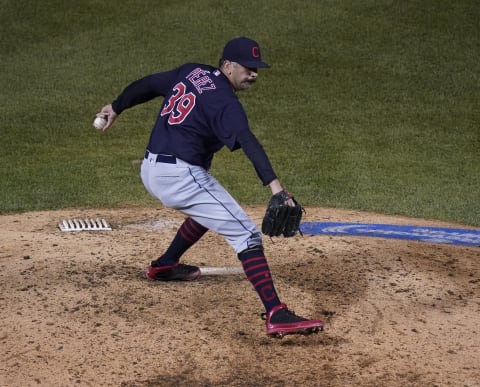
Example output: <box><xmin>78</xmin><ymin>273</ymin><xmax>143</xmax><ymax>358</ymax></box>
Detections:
<box><xmin>1</xmin><ymin>0</ymin><xmax>479</xmax><ymax>226</ymax></box>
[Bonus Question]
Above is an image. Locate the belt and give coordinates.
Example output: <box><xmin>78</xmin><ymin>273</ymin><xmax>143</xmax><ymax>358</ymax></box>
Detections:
<box><xmin>145</xmin><ymin>151</ymin><xmax>176</xmax><ymax>164</ymax></box>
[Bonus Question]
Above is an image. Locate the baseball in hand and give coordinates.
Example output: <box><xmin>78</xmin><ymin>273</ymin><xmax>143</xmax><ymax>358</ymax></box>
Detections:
<box><xmin>93</xmin><ymin>116</ymin><xmax>107</xmax><ymax>130</ymax></box>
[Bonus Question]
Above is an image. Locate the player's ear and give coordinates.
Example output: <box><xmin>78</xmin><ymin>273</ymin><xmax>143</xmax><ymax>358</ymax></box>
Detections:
<box><xmin>221</xmin><ymin>60</ymin><xmax>234</xmax><ymax>75</ymax></box>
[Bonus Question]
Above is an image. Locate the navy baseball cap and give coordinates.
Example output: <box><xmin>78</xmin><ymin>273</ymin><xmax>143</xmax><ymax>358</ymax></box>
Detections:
<box><xmin>222</xmin><ymin>37</ymin><xmax>270</xmax><ymax>69</ymax></box>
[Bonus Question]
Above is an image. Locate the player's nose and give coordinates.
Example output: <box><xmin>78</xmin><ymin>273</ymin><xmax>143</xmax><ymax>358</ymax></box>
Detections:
<box><xmin>246</xmin><ymin>67</ymin><xmax>258</xmax><ymax>77</ymax></box>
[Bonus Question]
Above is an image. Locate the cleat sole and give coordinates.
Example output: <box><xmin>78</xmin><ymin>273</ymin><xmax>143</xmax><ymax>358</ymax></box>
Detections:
<box><xmin>269</xmin><ymin>325</ymin><xmax>323</xmax><ymax>338</ymax></box>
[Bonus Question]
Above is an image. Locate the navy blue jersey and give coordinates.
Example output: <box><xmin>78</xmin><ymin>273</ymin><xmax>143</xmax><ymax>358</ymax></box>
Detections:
<box><xmin>112</xmin><ymin>63</ymin><xmax>277</xmax><ymax>185</ymax></box>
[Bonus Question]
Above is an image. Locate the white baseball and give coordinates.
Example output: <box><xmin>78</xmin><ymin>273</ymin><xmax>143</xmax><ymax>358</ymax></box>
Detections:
<box><xmin>93</xmin><ymin>116</ymin><xmax>107</xmax><ymax>130</ymax></box>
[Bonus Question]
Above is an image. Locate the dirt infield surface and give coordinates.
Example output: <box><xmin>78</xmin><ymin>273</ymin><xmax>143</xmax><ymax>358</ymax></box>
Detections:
<box><xmin>1</xmin><ymin>207</ymin><xmax>479</xmax><ymax>387</ymax></box>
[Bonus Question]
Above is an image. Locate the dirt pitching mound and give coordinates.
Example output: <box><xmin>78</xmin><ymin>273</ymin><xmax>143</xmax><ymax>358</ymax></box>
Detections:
<box><xmin>1</xmin><ymin>207</ymin><xmax>479</xmax><ymax>386</ymax></box>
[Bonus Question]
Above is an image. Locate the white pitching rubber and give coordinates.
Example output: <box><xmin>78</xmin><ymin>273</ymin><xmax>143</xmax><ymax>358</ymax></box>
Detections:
<box><xmin>199</xmin><ymin>266</ymin><xmax>244</xmax><ymax>276</ymax></box>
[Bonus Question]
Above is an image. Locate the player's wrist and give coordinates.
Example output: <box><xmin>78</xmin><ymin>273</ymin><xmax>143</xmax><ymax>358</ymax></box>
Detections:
<box><xmin>268</xmin><ymin>179</ymin><xmax>283</xmax><ymax>195</ymax></box>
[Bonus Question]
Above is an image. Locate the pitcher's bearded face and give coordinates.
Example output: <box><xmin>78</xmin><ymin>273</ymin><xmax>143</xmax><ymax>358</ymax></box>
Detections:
<box><xmin>226</xmin><ymin>61</ymin><xmax>258</xmax><ymax>91</ymax></box>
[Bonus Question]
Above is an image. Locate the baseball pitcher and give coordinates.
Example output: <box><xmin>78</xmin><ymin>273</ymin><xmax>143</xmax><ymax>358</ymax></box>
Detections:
<box><xmin>94</xmin><ymin>37</ymin><xmax>323</xmax><ymax>337</ymax></box>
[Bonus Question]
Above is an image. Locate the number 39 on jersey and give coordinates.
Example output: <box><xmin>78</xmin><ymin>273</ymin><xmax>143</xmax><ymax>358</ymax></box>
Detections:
<box><xmin>160</xmin><ymin>82</ymin><xmax>196</xmax><ymax>125</ymax></box>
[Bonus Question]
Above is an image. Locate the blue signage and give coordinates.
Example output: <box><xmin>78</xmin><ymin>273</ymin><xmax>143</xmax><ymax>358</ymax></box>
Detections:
<box><xmin>300</xmin><ymin>222</ymin><xmax>480</xmax><ymax>247</ymax></box>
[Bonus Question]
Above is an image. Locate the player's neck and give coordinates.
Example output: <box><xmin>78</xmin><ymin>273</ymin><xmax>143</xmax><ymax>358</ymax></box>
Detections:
<box><xmin>219</xmin><ymin>67</ymin><xmax>238</xmax><ymax>92</ymax></box>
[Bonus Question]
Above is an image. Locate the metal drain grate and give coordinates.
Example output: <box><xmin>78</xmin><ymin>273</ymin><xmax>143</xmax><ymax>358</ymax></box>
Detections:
<box><xmin>58</xmin><ymin>218</ymin><xmax>112</xmax><ymax>232</ymax></box>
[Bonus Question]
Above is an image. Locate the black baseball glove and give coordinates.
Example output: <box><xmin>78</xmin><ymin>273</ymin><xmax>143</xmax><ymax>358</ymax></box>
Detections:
<box><xmin>261</xmin><ymin>190</ymin><xmax>304</xmax><ymax>237</ymax></box>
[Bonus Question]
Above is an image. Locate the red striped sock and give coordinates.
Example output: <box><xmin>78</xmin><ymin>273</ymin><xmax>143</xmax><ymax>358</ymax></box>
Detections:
<box><xmin>154</xmin><ymin>217</ymin><xmax>208</xmax><ymax>267</ymax></box>
<box><xmin>238</xmin><ymin>247</ymin><xmax>281</xmax><ymax>312</ymax></box>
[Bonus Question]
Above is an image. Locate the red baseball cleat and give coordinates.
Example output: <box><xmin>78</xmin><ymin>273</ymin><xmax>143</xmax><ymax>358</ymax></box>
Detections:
<box><xmin>144</xmin><ymin>263</ymin><xmax>200</xmax><ymax>281</ymax></box>
<box><xmin>263</xmin><ymin>303</ymin><xmax>324</xmax><ymax>338</ymax></box>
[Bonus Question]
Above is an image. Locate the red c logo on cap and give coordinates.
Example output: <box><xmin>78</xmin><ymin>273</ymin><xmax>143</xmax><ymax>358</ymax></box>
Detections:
<box><xmin>252</xmin><ymin>46</ymin><xmax>260</xmax><ymax>58</ymax></box>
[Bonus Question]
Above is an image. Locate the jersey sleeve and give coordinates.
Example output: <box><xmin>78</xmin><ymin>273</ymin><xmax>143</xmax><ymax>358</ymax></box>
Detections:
<box><xmin>211</xmin><ymin>101</ymin><xmax>277</xmax><ymax>185</ymax></box>
<box><xmin>111</xmin><ymin>68</ymin><xmax>181</xmax><ymax>114</ymax></box>
<box><xmin>236</xmin><ymin>130</ymin><xmax>277</xmax><ymax>186</ymax></box>
<box><xmin>211</xmin><ymin>101</ymin><xmax>248</xmax><ymax>150</ymax></box>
